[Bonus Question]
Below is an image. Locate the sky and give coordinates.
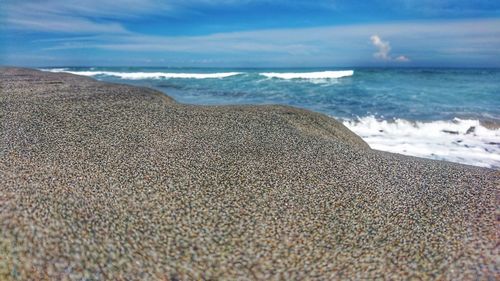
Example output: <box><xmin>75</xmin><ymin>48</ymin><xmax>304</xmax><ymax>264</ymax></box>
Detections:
<box><xmin>1</xmin><ymin>0</ymin><xmax>500</xmax><ymax>67</ymax></box>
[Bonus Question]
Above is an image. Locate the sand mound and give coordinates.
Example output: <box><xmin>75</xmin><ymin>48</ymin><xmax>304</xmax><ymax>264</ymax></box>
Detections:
<box><xmin>1</xmin><ymin>67</ymin><xmax>498</xmax><ymax>280</ymax></box>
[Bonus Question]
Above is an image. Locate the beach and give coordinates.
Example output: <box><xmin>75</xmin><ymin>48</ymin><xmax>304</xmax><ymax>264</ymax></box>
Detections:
<box><xmin>43</xmin><ymin>67</ymin><xmax>500</xmax><ymax>169</ymax></box>
<box><xmin>1</xmin><ymin>67</ymin><xmax>498</xmax><ymax>279</ymax></box>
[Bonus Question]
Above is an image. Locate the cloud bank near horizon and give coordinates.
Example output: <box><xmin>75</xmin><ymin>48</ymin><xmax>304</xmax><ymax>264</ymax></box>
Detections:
<box><xmin>1</xmin><ymin>0</ymin><xmax>500</xmax><ymax>67</ymax></box>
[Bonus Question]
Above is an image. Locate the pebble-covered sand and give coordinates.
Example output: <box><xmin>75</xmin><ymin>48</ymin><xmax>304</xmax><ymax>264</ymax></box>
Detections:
<box><xmin>1</xmin><ymin>67</ymin><xmax>498</xmax><ymax>280</ymax></box>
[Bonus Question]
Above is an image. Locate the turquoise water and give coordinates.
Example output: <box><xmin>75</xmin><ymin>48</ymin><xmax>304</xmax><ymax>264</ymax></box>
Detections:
<box><xmin>41</xmin><ymin>67</ymin><xmax>500</xmax><ymax>168</ymax></box>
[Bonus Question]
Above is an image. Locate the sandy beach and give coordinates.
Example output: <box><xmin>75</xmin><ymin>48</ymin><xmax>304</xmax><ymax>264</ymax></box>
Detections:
<box><xmin>1</xmin><ymin>67</ymin><xmax>498</xmax><ymax>280</ymax></box>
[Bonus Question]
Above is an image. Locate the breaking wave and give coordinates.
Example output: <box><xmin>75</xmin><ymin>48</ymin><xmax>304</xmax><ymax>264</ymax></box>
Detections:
<box><xmin>343</xmin><ymin>116</ymin><xmax>500</xmax><ymax>169</ymax></box>
<box><xmin>42</xmin><ymin>69</ymin><xmax>242</xmax><ymax>79</ymax></box>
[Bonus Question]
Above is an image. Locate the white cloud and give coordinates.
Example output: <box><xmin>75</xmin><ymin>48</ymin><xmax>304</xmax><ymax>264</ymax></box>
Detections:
<box><xmin>395</xmin><ymin>55</ymin><xmax>410</xmax><ymax>62</ymax></box>
<box><xmin>370</xmin><ymin>35</ymin><xmax>391</xmax><ymax>60</ymax></box>
<box><xmin>370</xmin><ymin>35</ymin><xmax>410</xmax><ymax>62</ymax></box>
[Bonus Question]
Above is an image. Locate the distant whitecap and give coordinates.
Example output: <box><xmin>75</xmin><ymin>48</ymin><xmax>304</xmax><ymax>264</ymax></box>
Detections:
<box><xmin>259</xmin><ymin>70</ymin><xmax>354</xmax><ymax>79</ymax></box>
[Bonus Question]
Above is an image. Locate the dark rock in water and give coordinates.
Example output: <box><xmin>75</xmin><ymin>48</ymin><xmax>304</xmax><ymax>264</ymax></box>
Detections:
<box><xmin>466</xmin><ymin>126</ymin><xmax>476</xmax><ymax>134</ymax></box>
<box><xmin>0</xmin><ymin>67</ymin><xmax>497</xmax><ymax>280</ymax></box>
<box><xmin>442</xmin><ymin>129</ymin><xmax>459</xmax><ymax>135</ymax></box>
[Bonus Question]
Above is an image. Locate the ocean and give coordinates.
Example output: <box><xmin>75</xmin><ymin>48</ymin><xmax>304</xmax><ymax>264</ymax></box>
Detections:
<box><xmin>41</xmin><ymin>67</ymin><xmax>500</xmax><ymax>169</ymax></box>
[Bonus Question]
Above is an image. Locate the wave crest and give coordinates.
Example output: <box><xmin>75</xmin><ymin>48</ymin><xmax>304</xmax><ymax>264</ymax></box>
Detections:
<box><xmin>43</xmin><ymin>69</ymin><xmax>242</xmax><ymax>79</ymax></box>
<box><xmin>260</xmin><ymin>70</ymin><xmax>354</xmax><ymax>79</ymax></box>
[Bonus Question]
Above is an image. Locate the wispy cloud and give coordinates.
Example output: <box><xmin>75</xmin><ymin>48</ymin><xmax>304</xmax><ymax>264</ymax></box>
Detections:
<box><xmin>39</xmin><ymin>19</ymin><xmax>498</xmax><ymax>63</ymax></box>
<box><xmin>4</xmin><ymin>1</ymin><xmax>125</xmax><ymax>33</ymax></box>
<box><xmin>396</xmin><ymin>0</ymin><xmax>500</xmax><ymax>17</ymax></box>
<box><xmin>2</xmin><ymin>0</ymin><xmax>180</xmax><ymax>33</ymax></box>
<box><xmin>7</xmin><ymin>17</ymin><xmax>128</xmax><ymax>34</ymax></box>
<box><xmin>2</xmin><ymin>0</ymin><xmax>299</xmax><ymax>34</ymax></box>
<box><xmin>2</xmin><ymin>0</ymin><xmax>500</xmax><ymax>67</ymax></box>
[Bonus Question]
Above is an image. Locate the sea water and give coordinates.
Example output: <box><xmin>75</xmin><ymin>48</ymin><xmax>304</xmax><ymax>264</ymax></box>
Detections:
<box><xmin>42</xmin><ymin>67</ymin><xmax>500</xmax><ymax>169</ymax></box>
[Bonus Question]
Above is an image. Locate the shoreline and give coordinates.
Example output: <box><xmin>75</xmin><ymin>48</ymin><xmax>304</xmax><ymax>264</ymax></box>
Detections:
<box><xmin>40</xmin><ymin>67</ymin><xmax>500</xmax><ymax>169</ymax></box>
<box><xmin>1</xmin><ymin>67</ymin><xmax>498</xmax><ymax>279</ymax></box>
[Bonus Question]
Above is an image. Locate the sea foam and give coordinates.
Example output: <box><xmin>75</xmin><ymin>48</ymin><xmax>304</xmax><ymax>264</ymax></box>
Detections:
<box><xmin>343</xmin><ymin>116</ymin><xmax>500</xmax><ymax>168</ymax></box>
<box><xmin>43</xmin><ymin>69</ymin><xmax>242</xmax><ymax>79</ymax></box>
<box><xmin>259</xmin><ymin>70</ymin><xmax>354</xmax><ymax>79</ymax></box>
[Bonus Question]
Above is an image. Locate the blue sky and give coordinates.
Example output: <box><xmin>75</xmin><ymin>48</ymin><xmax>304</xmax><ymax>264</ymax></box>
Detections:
<box><xmin>1</xmin><ymin>0</ymin><xmax>500</xmax><ymax>67</ymax></box>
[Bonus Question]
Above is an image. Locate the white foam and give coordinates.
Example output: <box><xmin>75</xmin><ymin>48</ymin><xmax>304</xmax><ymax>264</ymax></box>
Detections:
<box><xmin>43</xmin><ymin>69</ymin><xmax>242</xmax><ymax>79</ymax></box>
<box><xmin>260</xmin><ymin>70</ymin><xmax>353</xmax><ymax>80</ymax></box>
<box><xmin>40</xmin><ymin>68</ymin><xmax>68</xmax><ymax>72</ymax></box>
<box><xmin>343</xmin><ymin>116</ymin><xmax>500</xmax><ymax>169</ymax></box>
